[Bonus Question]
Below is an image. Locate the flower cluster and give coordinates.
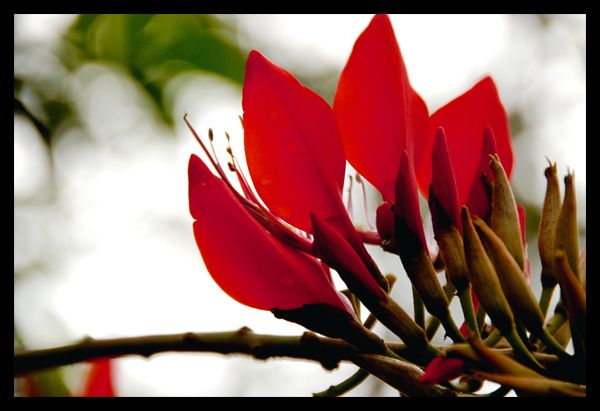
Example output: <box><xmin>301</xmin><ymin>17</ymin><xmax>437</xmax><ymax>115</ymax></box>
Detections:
<box><xmin>187</xmin><ymin>15</ymin><xmax>585</xmax><ymax>396</ymax></box>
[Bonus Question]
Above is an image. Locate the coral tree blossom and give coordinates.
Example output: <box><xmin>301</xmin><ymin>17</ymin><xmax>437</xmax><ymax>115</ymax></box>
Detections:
<box><xmin>243</xmin><ymin>51</ymin><xmax>374</xmax><ymax>271</ymax></box>
<box><xmin>189</xmin><ymin>153</ymin><xmax>353</xmax><ymax>313</ymax></box>
<box><xmin>333</xmin><ymin>14</ymin><xmax>514</xmax><ymax>233</ymax></box>
<box><xmin>188</xmin><ymin>14</ymin><xmax>522</xmax><ymax>388</ymax></box>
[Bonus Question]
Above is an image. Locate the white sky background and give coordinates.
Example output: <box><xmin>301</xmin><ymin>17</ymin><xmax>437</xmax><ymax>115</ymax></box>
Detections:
<box><xmin>15</xmin><ymin>15</ymin><xmax>585</xmax><ymax>396</ymax></box>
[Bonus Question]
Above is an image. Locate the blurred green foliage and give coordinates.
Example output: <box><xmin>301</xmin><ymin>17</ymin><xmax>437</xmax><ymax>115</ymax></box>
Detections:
<box><xmin>14</xmin><ymin>14</ymin><xmax>248</xmax><ymax>397</ymax></box>
<box><xmin>14</xmin><ymin>14</ymin><xmax>247</xmax><ymax>146</ymax></box>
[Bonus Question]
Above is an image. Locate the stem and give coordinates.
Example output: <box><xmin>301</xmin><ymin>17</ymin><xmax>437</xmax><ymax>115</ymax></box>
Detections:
<box><xmin>437</xmin><ymin>311</ymin><xmax>466</xmax><ymax>343</ymax></box>
<box><xmin>476</xmin><ymin>303</ymin><xmax>487</xmax><ymax>337</ymax></box>
<box><xmin>413</xmin><ymin>285</ymin><xmax>425</xmax><ymax>329</ymax></box>
<box><xmin>483</xmin><ymin>328</ymin><xmax>502</xmax><ymax>347</ymax></box>
<box><xmin>14</xmin><ymin>328</ymin><xmax>351</xmax><ymax>375</ymax></box>
<box><xmin>503</xmin><ymin>328</ymin><xmax>544</xmax><ymax>372</ymax></box>
<box><xmin>313</xmin><ymin>369</ymin><xmax>370</xmax><ymax>397</ymax></box>
<box><xmin>425</xmin><ymin>281</ymin><xmax>456</xmax><ymax>341</ymax></box>
<box><xmin>537</xmin><ymin>328</ymin><xmax>572</xmax><ymax>360</ymax></box>
<box><xmin>457</xmin><ymin>287</ymin><xmax>479</xmax><ymax>338</ymax></box>
<box><xmin>538</xmin><ymin>285</ymin><xmax>556</xmax><ymax>322</ymax></box>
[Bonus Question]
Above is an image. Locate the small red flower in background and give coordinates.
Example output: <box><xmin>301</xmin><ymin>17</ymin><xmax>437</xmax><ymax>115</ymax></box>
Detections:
<box><xmin>80</xmin><ymin>357</ymin><xmax>116</xmax><ymax>397</ymax></box>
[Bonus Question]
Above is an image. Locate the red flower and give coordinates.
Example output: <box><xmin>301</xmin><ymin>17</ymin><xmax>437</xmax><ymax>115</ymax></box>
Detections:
<box><xmin>431</xmin><ymin>126</ymin><xmax>499</xmax><ymax>234</ymax></box>
<box><xmin>242</xmin><ymin>50</ymin><xmax>377</xmax><ymax>276</ymax></box>
<box><xmin>189</xmin><ymin>153</ymin><xmax>353</xmax><ymax>313</ymax></box>
<box><xmin>421</xmin><ymin>76</ymin><xmax>514</xmax><ymax>205</ymax></box>
<box><xmin>334</xmin><ymin>14</ymin><xmax>428</xmax><ymax>204</ymax></box>
<box><xmin>334</xmin><ymin>15</ymin><xmax>514</xmax><ymax>231</ymax></box>
<box><xmin>80</xmin><ymin>357</ymin><xmax>116</xmax><ymax>397</ymax></box>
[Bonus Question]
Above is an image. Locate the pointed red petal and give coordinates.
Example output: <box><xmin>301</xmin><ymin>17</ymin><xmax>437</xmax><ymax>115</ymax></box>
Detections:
<box><xmin>395</xmin><ymin>151</ymin><xmax>427</xmax><ymax>246</ymax></box>
<box><xmin>419</xmin><ymin>356</ymin><xmax>468</xmax><ymax>385</ymax></box>
<box><xmin>311</xmin><ymin>211</ymin><xmax>385</xmax><ymax>301</ymax></box>
<box><xmin>334</xmin><ymin>14</ymin><xmax>429</xmax><ymax>202</ymax></box>
<box><xmin>189</xmin><ymin>154</ymin><xmax>350</xmax><ymax>312</ymax></box>
<box><xmin>465</xmin><ymin>125</ymin><xmax>497</xmax><ymax>219</ymax></box>
<box><xmin>80</xmin><ymin>357</ymin><xmax>116</xmax><ymax>397</ymax></box>
<box><xmin>431</xmin><ymin>127</ymin><xmax>461</xmax><ymax>233</ymax></box>
<box><xmin>420</xmin><ymin>76</ymin><xmax>513</xmax><ymax>204</ymax></box>
<box><xmin>243</xmin><ymin>50</ymin><xmax>346</xmax><ymax>234</ymax></box>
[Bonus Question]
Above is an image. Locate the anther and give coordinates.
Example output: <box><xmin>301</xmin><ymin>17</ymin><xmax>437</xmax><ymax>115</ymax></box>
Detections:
<box><xmin>356</xmin><ymin>173</ymin><xmax>375</xmax><ymax>231</ymax></box>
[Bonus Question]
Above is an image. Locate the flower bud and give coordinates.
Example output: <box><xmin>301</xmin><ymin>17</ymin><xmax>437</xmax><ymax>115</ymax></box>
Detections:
<box><xmin>473</xmin><ymin>216</ymin><xmax>568</xmax><ymax>359</ymax></box>
<box><xmin>311</xmin><ymin>211</ymin><xmax>385</xmax><ymax>302</ymax></box>
<box><xmin>311</xmin><ymin>211</ymin><xmax>438</xmax><ymax>356</ymax></box>
<box><xmin>376</xmin><ymin>201</ymin><xmax>396</xmax><ymax>254</ymax></box>
<box><xmin>428</xmin><ymin>184</ymin><xmax>469</xmax><ymax>291</ymax></box>
<box><xmin>461</xmin><ymin>206</ymin><xmax>515</xmax><ymax>335</ymax></box>
<box><xmin>538</xmin><ymin>159</ymin><xmax>562</xmax><ymax>288</ymax></box>
<box><xmin>394</xmin><ymin>152</ymin><xmax>457</xmax><ymax>340</ymax></box>
<box><xmin>554</xmin><ymin>248</ymin><xmax>586</xmax><ymax>355</ymax></box>
<box><xmin>554</xmin><ymin>170</ymin><xmax>581</xmax><ymax>281</ymax></box>
<box><xmin>489</xmin><ymin>154</ymin><xmax>525</xmax><ymax>271</ymax></box>
<box><xmin>473</xmin><ymin>216</ymin><xmax>545</xmax><ymax>335</ymax></box>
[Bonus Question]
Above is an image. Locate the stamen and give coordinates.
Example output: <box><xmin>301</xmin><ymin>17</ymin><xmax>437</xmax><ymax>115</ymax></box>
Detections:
<box><xmin>185</xmin><ymin>112</ymin><xmax>313</xmax><ymax>255</ymax></box>
<box><xmin>355</xmin><ymin>174</ymin><xmax>375</xmax><ymax>231</ymax></box>
<box><xmin>184</xmin><ymin>113</ymin><xmax>226</xmax><ymax>181</ymax></box>
<box><xmin>208</xmin><ymin>128</ymin><xmax>225</xmax><ymax>173</ymax></box>
<box><xmin>346</xmin><ymin>175</ymin><xmax>354</xmax><ymax>220</ymax></box>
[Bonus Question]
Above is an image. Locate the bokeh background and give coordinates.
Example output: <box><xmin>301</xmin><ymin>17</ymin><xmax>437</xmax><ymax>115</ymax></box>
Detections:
<box><xmin>15</xmin><ymin>14</ymin><xmax>586</xmax><ymax>396</ymax></box>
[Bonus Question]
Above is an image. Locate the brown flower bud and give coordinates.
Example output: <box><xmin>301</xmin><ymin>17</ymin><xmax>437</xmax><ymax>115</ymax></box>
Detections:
<box><xmin>554</xmin><ymin>248</ymin><xmax>586</xmax><ymax>355</ymax></box>
<box><xmin>473</xmin><ymin>216</ymin><xmax>545</xmax><ymax>336</ymax></box>
<box><xmin>489</xmin><ymin>154</ymin><xmax>525</xmax><ymax>271</ymax></box>
<box><xmin>554</xmin><ymin>170</ymin><xmax>581</xmax><ymax>281</ymax></box>
<box><xmin>461</xmin><ymin>206</ymin><xmax>515</xmax><ymax>335</ymax></box>
<box><xmin>428</xmin><ymin>184</ymin><xmax>469</xmax><ymax>291</ymax></box>
<box><xmin>538</xmin><ymin>159</ymin><xmax>562</xmax><ymax>288</ymax></box>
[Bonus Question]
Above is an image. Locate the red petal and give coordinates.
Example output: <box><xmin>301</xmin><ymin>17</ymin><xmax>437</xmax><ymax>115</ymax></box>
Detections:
<box><xmin>465</xmin><ymin>125</ymin><xmax>497</xmax><ymax>219</ymax></box>
<box><xmin>189</xmin><ymin>154</ymin><xmax>350</xmax><ymax>312</ymax></box>
<box><xmin>243</xmin><ymin>50</ymin><xmax>347</xmax><ymax>234</ymax></box>
<box><xmin>80</xmin><ymin>357</ymin><xmax>116</xmax><ymax>397</ymax></box>
<box><xmin>420</xmin><ymin>76</ymin><xmax>514</xmax><ymax>204</ymax></box>
<box><xmin>431</xmin><ymin>127</ymin><xmax>461</xmax><ymax>233</ymax></box>
<box><xmin>311</xmin><ymin>211</ymin><xmax>385</xmax><ymax>301</ymax></box>
<box><xmin>419</xmin><ymin>356</ymin><xmax>468</xmax><ymax>385</ymax></box>
<box><xmin>334</xmin><ymin>14</ymin><xmax>429</xmax><ymax>202</ymax></box>
<box><xmin>376</xmin><ymin>201</ymin><xmax>395</xmax><ymax>241</ymax></box>
<box><xmin>395</xmin><ymin>151</ymin><xmax>427</xmax><ymax>246</ymax></box>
